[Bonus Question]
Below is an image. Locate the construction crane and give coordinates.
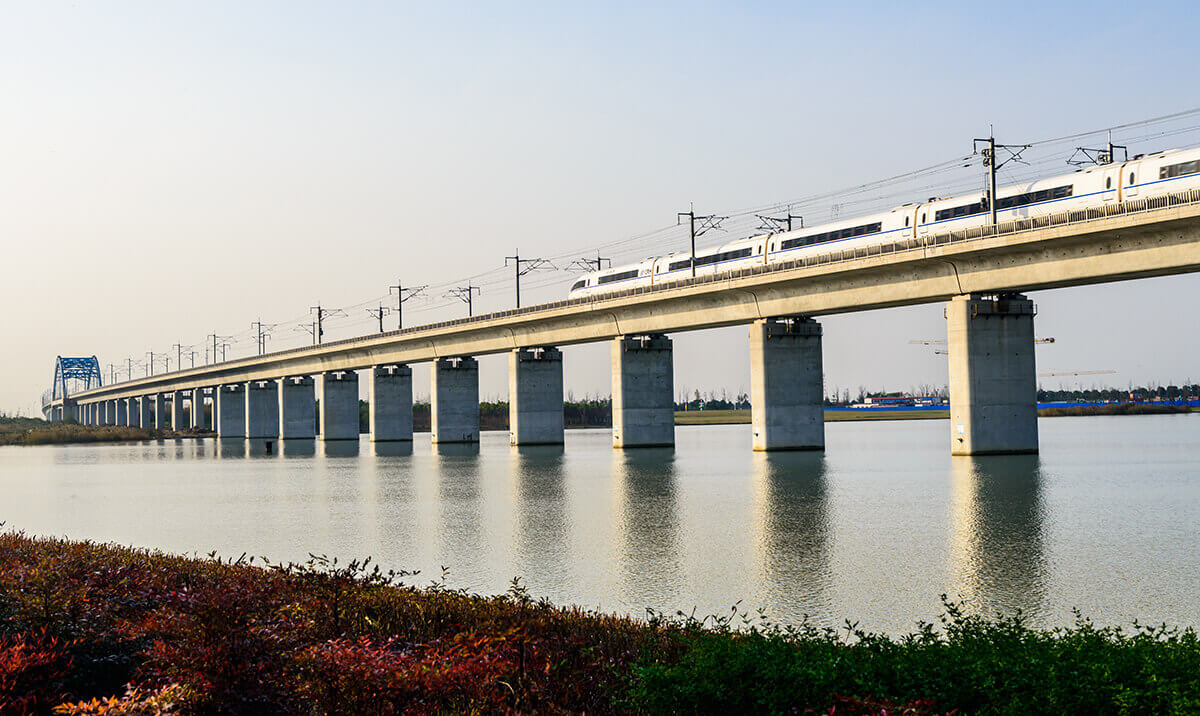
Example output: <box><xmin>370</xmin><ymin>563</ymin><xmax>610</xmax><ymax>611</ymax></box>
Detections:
<box><xmin>910</xmin><ymin>337</ymin><xmax>1056</xmax><ymax>346</ymax></box>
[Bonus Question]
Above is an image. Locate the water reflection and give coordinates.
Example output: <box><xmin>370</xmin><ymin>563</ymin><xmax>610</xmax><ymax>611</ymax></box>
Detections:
<box><xmin>435</xmin><ymin>442</ymin><xmax>480</xmax><ymax>457</ymax></box>
<box><xmin>372</xmin><ymin>441</ymin><xmax>414</xmax><ymax>457</ymax></box>
<box><xmin>752</xmin><ymin>451</ymin><xmax>831</xmax><ymax>619</ymax></box>
<box><xmin>511</xmin><ymin>446</ymin><xmax>569</xmax><ymax>589</ymax></box>
<box><xmin>321</xmin><ymin>440</ymin><xmax>360</xmax><ymax>458</ymax></box>
<box><xmin>614</xmin><ymin>449</ymin><xmax>681</xmax><ymax>607</ymax></box>
<box><xmin>949</xmin><ymin>455</ymin><xmax>1046</xmax><ymax>619</ymax></box>
<box><xmin>436</xmin><ymin>440</ymin><xmax>484</xmax><ymax>583</ymax></box>
<box><xmin>246</xmin><ymin>439</ymin><xmax>279</xmax><ymax>458</ymax></box>
<box><xmin>281</xmin><ymin>440</ymin><xmax>317</xmax><ymax>458</ymax></box>
<box><xmin>217</xmin><ymin>440</ymin><xmax>246</xmax><ymax>459</ymax></box>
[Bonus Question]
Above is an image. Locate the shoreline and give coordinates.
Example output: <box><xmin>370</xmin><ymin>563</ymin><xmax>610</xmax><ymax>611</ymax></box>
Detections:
<box><xmin>5</xmin><ymin>404</ymin><xmax>1193</xmax><ymax>446</ymax></box>
<box><xmin>677</xmin><ymin>403</ymin><xmax>1196</xmax><ymax>425</ymax></box>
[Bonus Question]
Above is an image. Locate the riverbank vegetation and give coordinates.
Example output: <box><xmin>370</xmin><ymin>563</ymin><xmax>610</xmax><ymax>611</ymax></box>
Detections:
<box><xmin>2</xmin><ymin>530</ymin><xmax>1199</xmax><ymax>714</ymax></box>
<box><xmin>0</xmin><ymin>418</ymin><xmax>164</xmax><ymax>447</ymax></box>
<box><xmin>1037</xmin><ymin>403</ymin><xmax>1192</xmax><ymax>418</ymax></box>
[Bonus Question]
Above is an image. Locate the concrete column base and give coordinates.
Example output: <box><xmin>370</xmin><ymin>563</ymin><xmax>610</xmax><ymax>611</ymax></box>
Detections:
<box><xmin>368</xmin><ymin>365</ymin><xmax>413</xmax><ymax>442</ymax></box>
<box><xmin>948</xmin><ymin>293</ymin><xmax>1039</xmax><ymax>456</ymax></box>
<box><xmin>612</xmin><ymin>334</ymin><xmax>674</xmax><ymax>448</ymax></box>
<box><xmin>432</xmin><ymin>357</ymin><xmax>479</xmax><ymax>444</ymax></box>
<box><xmin>279</xmin><ymin>376</ymin><xmax>317</xmax><ymax>439</ymax></box>
<box><xmin>216</xmin><ymin>384</ymin><xmax>246</xmax><ymax>439</ymax></box>
<box><xmin>750</xmin><ymin>317</ymin><xmax>825</xmax><ymax>451</ymax></box>
<box><xmin>509</xmin><ymin>347</ymin><xmax>564</xmax><ymax>445</ymax></box>
<box><xmin>246</xmin><ymin>380</ymin><xmax>280</xmax><ymax>438</ymax></box>
<box><xmin>320</xmin><ymin>371</ymin><xmax>360</xmax><ymax>441</ymax></box>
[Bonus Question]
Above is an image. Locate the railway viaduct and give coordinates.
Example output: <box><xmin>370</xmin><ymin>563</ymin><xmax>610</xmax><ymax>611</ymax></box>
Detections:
<box><xmin>45</xmin><ymin>190</ymin><xmax>1200</xmax><ymax>456</ymax></box>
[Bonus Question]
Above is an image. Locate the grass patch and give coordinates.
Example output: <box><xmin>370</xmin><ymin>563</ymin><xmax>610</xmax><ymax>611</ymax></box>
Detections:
<box><xmin>675</xmin><ymin>409</ymin><xmax>751</xmax><ymax>425</ymax></box>
<box><xmin>0</xmin><ymin>424</ymin><xmax>162</xmax><ymax>446</ymax></box>
<box><xmin>1</xmin><ymin>529</ymin><xmax>1199</xmax><ymax>713</ymax></box>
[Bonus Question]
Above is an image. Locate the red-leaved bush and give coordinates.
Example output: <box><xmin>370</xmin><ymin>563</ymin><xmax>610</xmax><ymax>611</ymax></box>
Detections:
<box><xmin>0</xmin><ymin>629</ymin><xmax>72</xmax><ymax>714</ymax></box>
<box><xmin>0</xmin><ymin>529</ymin><xmax>657</xmax><ymax>713</ymax></box>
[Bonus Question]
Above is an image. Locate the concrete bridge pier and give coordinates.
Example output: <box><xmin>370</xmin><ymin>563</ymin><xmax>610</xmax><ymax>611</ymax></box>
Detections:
<box><xmin>191</xmin><ymin>388</ymin><xmax>210</xmax><ymax>431</ymax></box>
<box><xmin>171</xmin><ymin>390</ymin><xmax>186</xmax><ymax>430</ymax></box>
<box><xmin>115</xmin><ymin>399</ymin><xmax>128</xmax><ymax>426</ymax></box>
<box><xmin>279</xmin><ymin>376</ymin><xmax>317</xmax><ymax>439</ymax></box>
<box><xmin>509</xmin><ymin>347</ymin><xmax>564</xmax><ymax>446</ymax></box>
<box><xmin>215</xmin><ymin>384</ymin><xmax>246</xmax><ymax>439</ymax></box>
<box><xmin>947</xmin><ymin>293</ymin><xmax>1039</xmax><ymax>456</ymax></box>
<box><xmin>612</xmin><ymin>334</ymin><xmax>674</xmax><ymax>448</ymax></box>
<box><xmin>431</xmin><ymin>357</ymin><xmax>479</xmax><ymax>444</ymax></box>
<box><xmin>320</xmin><ymin>371</ymin><xmax>360</xmax><ymax>441</ymax></box>
<box><xmin>127</xmin><ymin>398</ymin><xmax>140</xmax><ymax>428</ymax></box>
<box><xmin>368</xmin><ymin>365</ymin><xmax>413</xmax><ymax>442</ymax></box>
<box><xmin>102</xmin><ymin>401</ymin><xmax>114</xmax><ymax>426</ymax></box>
<box><xmin>152</xmin><ymin>395</ymin><xmax>166</xmax><ymax>429</ymax></box>
<box><xmin>750</xmin><ymin>317</ymin><xmax>825</xmax><ymax>451</ymax></box>
<box><xmin>245</xmin><ymin>380</ymin><xmax>279</xmax><ymax>439</ymax></box>
<box><xmin>90</xmin><ymin>403</ymin><xmax>99</xmax><ymax>425</ymax></box>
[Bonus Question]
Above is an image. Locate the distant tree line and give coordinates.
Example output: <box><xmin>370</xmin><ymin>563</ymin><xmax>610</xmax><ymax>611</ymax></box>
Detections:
<box><xmin>1037</xmin><ymin>383</ymin><xmax>1199</xmax><ymax>403</ymax></box>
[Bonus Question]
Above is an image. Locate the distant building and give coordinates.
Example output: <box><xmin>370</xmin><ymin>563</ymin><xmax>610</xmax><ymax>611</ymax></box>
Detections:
<box><xmin>859</xmin><ymin>395</ymin><xmax>947</xmax><ymax>408</ymax></box>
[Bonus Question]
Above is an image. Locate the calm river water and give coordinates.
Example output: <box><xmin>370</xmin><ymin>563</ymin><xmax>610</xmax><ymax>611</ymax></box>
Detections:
<box><xmin>2</xmin><ymin>415</ymin><xmax>1198</xmax><ymax>634</ymax></box>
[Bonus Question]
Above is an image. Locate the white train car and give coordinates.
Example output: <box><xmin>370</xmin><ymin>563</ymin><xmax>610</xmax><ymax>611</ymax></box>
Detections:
<box><xmin>567</xmin><ymin>146</ymin><xmax>1200</xmax><ymax>299</ymax></box>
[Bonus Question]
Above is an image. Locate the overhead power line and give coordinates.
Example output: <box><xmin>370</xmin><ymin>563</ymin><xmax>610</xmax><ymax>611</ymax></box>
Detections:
<box><xmin>505</xmin><ymin>251</ymin><xmax>554</xmax><ymax>308</ymax></box>
<box><xmin>445</xmin><ymin>283</ymin><xmax>481</xmax><ymax>317</ymax></box>
<box><xmin>100</xmin><ymin>108</ymin><xmax>1200</xmax><ymax>372</ymax></box>
<box><xmin>389</xmin><ymin>281</ymin><xmax>427</xmax><ymax>330</ymax></box>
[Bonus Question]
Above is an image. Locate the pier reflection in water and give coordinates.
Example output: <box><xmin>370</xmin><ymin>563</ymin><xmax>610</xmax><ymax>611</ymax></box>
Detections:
<box><xmin>7</xmin><ymin>417</ymin><xmax>1200</xmax><ymax>633</ymax></box>
<box><xmin>613</xmin><ymin>449</ymin><xmax>682</xmax><ymax>612</ymax></box>
<box><xmin>510</xmin><ymin>446</ymin><xmax>569</xmax><ymax>594</ymax></box>
<box><xmin>949</xmin><ymin>455</ymin><xmax>1046</xmax><ymax>620</ymax></box>
<box><xmin>752</xmin><ymin>451</ymin><xmax>832</xmax><ymax>622</ymax></box>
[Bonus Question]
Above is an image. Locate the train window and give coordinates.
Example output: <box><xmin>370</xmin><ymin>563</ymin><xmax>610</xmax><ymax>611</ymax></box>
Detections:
<box><xmin>904</xmin><ymin>217</ymin><xmax>910</xmax><ymax>226</ymax></box>
<box><xmin>1106</xmin><ymin>177</ymin><xmax>1112</xmax><ymax>189</ymax></box>
<box><xmin>777</xmin><ymin>222</ymin><xmax>881</xmax><ymax>251</ymax></box>
<box><xmin>597</xmin><ymin>269</ymin><xmax>639</xmax><ymax>285</ymax></box>
<box><xmin>934</xmin><ymin>200</ymin><xmax>987</xmax><ymax>221</ymax></box>
<box><xmin>1159</xmin><ymin>159</ymin><xmax>1200</xmax><ymax>179</ymax></box>
<box><xmin>992</xmin><ymin>184</ymin><xmax>1074</xmax><ymax>211</ymax></box>
<box><xmin>1129</xmin><ymin>173</ymin><xmax>1135</xmax><ymax>184</ymax></box>
<box><xmin>921</xmin><ymin>213</ymin><xmax>926</xmax><ymax>222</ymax></box>
<box><xmin>570</xmin><ymin>279</ymin><xmax>586</xmax><ymax>291</ymax></box>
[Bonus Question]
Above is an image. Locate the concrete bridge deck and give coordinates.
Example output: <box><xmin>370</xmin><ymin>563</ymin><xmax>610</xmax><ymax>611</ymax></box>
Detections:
<box><xmin>50</xmin><ymin>188</ymin><xmax>1200</xmax><ymax>454</ymax></box>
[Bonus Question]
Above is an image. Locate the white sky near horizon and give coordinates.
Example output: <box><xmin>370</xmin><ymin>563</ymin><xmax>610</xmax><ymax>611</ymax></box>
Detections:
<box><xmin>3</xmin><ymin>1</ymin><xmax>1200</xmax><ymax>415</ymax></box>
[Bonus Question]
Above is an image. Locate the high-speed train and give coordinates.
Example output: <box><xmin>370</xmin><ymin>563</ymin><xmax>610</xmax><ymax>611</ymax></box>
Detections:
<box><xmin>568</xmin><ymin>146</ymin><xmax>1200</xmax><ymax>298</ymax></box>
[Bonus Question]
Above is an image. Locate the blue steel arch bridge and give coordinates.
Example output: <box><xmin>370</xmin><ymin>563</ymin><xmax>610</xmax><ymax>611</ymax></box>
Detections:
<box><xmin>41</xmin><ymin>356</ymin><xmax>102</xmax><ymax>422</ymax></box>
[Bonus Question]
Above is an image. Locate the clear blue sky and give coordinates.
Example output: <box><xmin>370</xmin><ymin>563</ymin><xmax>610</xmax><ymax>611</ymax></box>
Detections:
<box><xmin>3</xmin><ymin>1</ymin><xmax>1199</xmax><ymax>414</ymax></box>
